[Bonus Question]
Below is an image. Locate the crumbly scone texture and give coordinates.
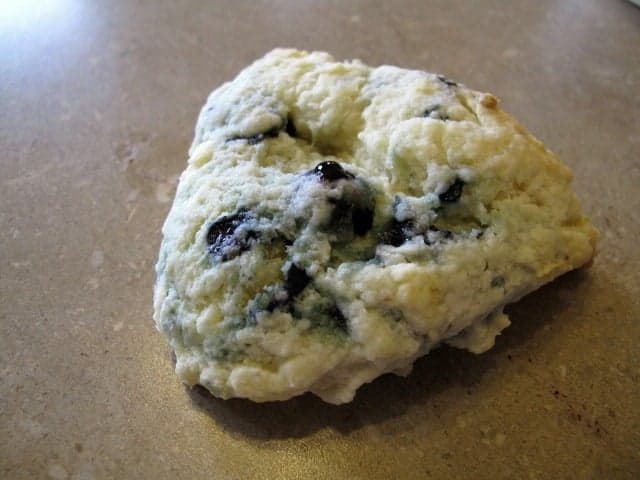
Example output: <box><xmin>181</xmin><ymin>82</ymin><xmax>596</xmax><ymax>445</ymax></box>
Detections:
<box><xmin>153</xmin><ymin>49</ymin><xmax>598</xmax><ymax>404</ymax></box>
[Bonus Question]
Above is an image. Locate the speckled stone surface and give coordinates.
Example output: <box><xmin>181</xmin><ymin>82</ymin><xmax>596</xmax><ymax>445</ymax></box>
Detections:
<box><xmin>1</xmin><ymin>1</ymin><xmax>639</xmax><ymax>479</ymax></box>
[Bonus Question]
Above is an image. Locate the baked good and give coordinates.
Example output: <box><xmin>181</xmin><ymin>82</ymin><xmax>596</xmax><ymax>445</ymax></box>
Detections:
<box><xmin>153</xmin><ymin>49</ymin><xmax>597</xmax><ymax>404</ymax></box>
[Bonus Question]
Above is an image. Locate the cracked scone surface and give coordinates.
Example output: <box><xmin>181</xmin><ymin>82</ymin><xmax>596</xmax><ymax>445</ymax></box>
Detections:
<box><xmin>153</xmin><ymin>49</ymin><xmax>598</xmax><ymax>404</ymax></box>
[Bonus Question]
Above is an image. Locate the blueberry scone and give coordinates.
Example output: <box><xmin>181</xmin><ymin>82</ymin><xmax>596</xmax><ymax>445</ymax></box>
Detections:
<box><xmin>153</xmin><ymin>49</ymin><xmax>597</xmax><ymax>404</ymax></box>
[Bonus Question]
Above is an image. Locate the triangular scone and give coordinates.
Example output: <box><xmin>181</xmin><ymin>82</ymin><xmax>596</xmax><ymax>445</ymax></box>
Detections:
<box><xmin>153</xmin><ymin>49</ymin><xmax>598</xmax><ymax>404</ymax></box>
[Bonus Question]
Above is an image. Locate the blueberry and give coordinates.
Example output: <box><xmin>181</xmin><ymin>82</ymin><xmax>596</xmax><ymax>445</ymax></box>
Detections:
<box><xmin>328</xmin><ymin>197</ymin><xmax>349</xmax><ymax>220</ymax></box>
<box><xmin>429</xmin><ymin>225</ymin><xmax>453</xmax><ymax>238</ymax></box>
<box><xmin>227</xmin><ymin>123</ymin><xmax>282</xmax><ymax>145</ymax></box>
<box><xmin>378</xmin><ymin>219</ymin><xmax>413</xmax><ymax>247</ymax></box>
<box><xmin>437</xmin><ymin>75</ymin><xmax>458</xmax><ymax>87</ymax></box>
<box><xmin>312</xmin><ymin>161</ymin><xmax>354</xmax><ymax>182</ymax></box>
<box><xmin>284</xmin><ymin>115</ymin><xmax>297</xmax><ymax>138</ymax></box>
<box><xmin>328</xmin><ymin>304</ymin><xmax>348</xmax><ymax>332</ymax></box>
<box><xmin>424</xmin><ymin>225</ymin><xmax>453</xmax><ymax>245</ymax></box>
<box><xmin>352</xmin><ymin>206</ymin><xmax>374</xmax><ymax>236</ymax></box>
<box><xmin>284</xmin><ymin>264</ymin><xmax>311</xmax><ymax>298</ymax></box>
<box><xmin>265</xmin><ymin>264</ymin><xmax>311</xmax><ymax>312</ymax></box>
<box><xmin>423</xmin><ymin>105</ymin><xmax>439</xmax><ymax>117</ymax></box>
<box><xmin>439</xmin><ymin>178</ymin><xmax>465</xmax><ymax>203</ymax></box>
<box><xmin>423</xmin><ymin>104</ymin><xmax>449</xmax><ymax>121</ymax></box>
<box><xmin>265</xmin><ymin>297</ymin><xmax>284</xmax><ymax>313</ymax></box>
<box><xmin>247</xmin><ymin>125</ymin><xmax>281</xmax><ymax>145</ymax></box>
<box><xmin>328</xmin><ymin>199</ymin><xmax>374</xmax><ymax>237</ymax></box>
<box><xmin>206</xmin><ymin>209</ymin><xmax>257</xmax><ymax>261</ymax></box>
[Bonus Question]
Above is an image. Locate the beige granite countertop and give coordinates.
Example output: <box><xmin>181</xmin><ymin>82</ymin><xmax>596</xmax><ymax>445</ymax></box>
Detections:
<box><xmin>1</xmin><ymin>1</ymin><xmax>639</xmax><ymax>478</ymax></box>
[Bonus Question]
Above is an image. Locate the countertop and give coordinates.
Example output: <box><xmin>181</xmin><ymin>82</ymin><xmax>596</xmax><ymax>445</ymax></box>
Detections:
<box><xmin>1</xmin><ymin>1</ymin><xmax>639</xmax><ymax>478</ymax></box>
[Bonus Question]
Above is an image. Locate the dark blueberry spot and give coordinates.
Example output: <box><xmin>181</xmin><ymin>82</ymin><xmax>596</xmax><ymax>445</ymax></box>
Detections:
<box><xmin>491</xmin><ymin>276</ymin><xmax>505</xmax><ymax>288</ymax></box>
<box><xmin>266</xmin><ymin>297</ymin><xmax>285</xmax><ymax>313</ymax></box>
<box><xmin>423</xmin><ymin>105</ymin><xmax>440</xmax><ymax>117</ymax></box>
<box><xmin>261</xmin><ymin>286</ymin><xmax>290</xmax><ymax>313</ymax></box>
<box><xmin>206</xmin><ymin>209</ymin><xmax>257</xmax><ymax>260</ymax></box>
<box><xmin>437</xmin><ymin>75</ymin><xmax>458</xmax><ymax>87</ymax></box>
<box><xmin>282</xmin><ymin>236</ymin><xmax>294</xmax><ymax>246</ymax></box>
<box><xmin>328</xmin><ymin>304</ymin><xmax>348</xmax><ymax>331</ymax></box>
<box><xmin>243</xmin><ymin>135</ymin><xmax>261</xmax><ymax>145</ymax></box>
<box><xmin>264</xmin><ymin>265</ymin><xmax>310</xmax><ymax>313</ymax></box>
<box><xmin>352</xmin><ymin>206</ymin><xmax>374</xmax><ymax>236</ymax></box>
<box><xmin>423</xmin><ymin>104</ymin><xmax>449</xmax><ymax>120</ymax></box>
<box><xmin>429</xmin><ymin>225</ymin><xmax>453</xmax><ymax>238</ymax></box>
<box><xmin>265</xmin><ymin>125</ymin><xmax>281</xmax><ymax>137</ymax></box>
<box><xmin>378</xmin><ymin>219</ymin><xmax>413</xmax><ymax>247</ymax></box>
<box><xmin>312</xmin><ymin>161</ymin><xmax>354</xmax><ymax>182</ymax></box>
<box><xmin>424</xmin><ymin>226</ymin><xmax>453</xmax><ymax>245</ymax></box>
<box><xmin>206</xmin><ymin>211</ymin><xmax>246</xmax><ymax>246</ymax></box>
<box><xmin>284</xmin><ymin>264</ymin><xmax>311</xmax><ymax>298</ymax></box>
<box><xmin>285</xmin><ymin>115</ymin><xmax>297</xmax><ymax>138</ymax></box>
<box><xmin>328</xmin><ymin>198</ymin><xmax>351</xmax><ymax>227</ymax></box>
<box><xmin>328</xmin><ymin>197</ymin><xmax>375</xmax><ymax>237</ymax></box>
<box><xmin>248</xmin><ymin>125</ymin><xmax>281</xmax><ymax>144</ymax></box>
<box><xmin>227</xmin><ymin>123</ymin><xmax>283</xmax><ymax>145</ymax></box>
<box><xmin>439</xmin><ymin>178</ymin><xmax>465</xmax><ymax>203</ymax></box>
